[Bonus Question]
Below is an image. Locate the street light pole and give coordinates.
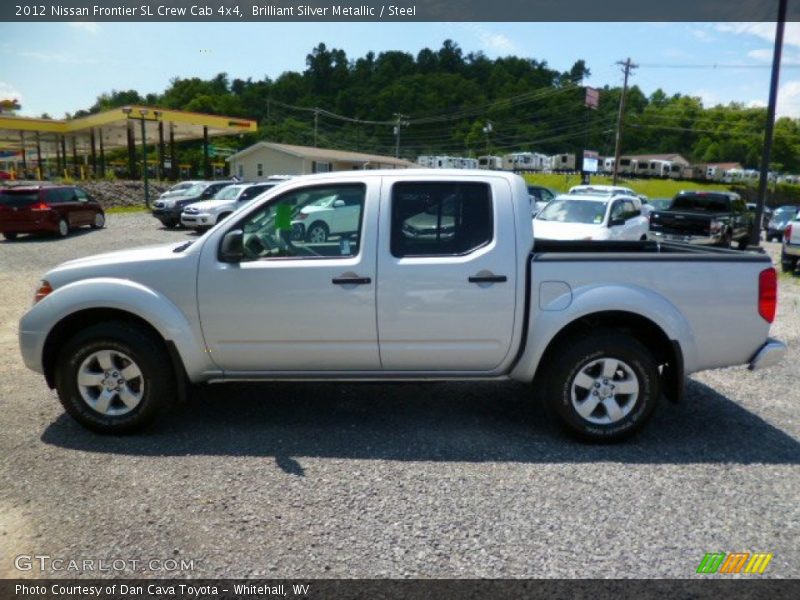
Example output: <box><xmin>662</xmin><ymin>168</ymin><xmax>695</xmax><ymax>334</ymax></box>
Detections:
<box><xmin>122</xmin><ymin>106</ymin><xmax>160</xmax><ymax>209</ymax></box>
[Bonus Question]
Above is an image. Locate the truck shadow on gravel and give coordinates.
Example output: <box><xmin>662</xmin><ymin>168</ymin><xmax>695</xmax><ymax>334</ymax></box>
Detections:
<box><xmin>41</xmin><ymin>379</ymin><xmax>800</xmax><ymax>467</ymax></box>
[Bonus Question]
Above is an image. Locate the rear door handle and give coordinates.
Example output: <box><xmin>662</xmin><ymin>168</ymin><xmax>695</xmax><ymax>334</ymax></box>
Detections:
<box><xmin>468</xmin><ymin>274</ymin><xmax>507</xmax><ymax>284</ymax></box>
<box><xmin>332</xmin><ymin>276</ymin><xmax>371</xmax><ymax>285</ymax></box>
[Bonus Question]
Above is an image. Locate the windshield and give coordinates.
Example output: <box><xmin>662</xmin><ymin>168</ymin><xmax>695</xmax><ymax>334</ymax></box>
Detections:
<box><xmin>0</xmin><ymin>191</ymin><xmax>39</xmax><ymax>206</ymax></box>
<box><xmin>537</xmin><ymin>199</ymin><xmax>607</xmax><ymax>224</ymax></box>
<box><xmin>213</xmin><ymin>185</ymin><xmax>244</xmax><ymax>200</ymax></box>
<box><xmin>774</xmin><ymin>207</ymin><xmax>797</xmax><ymax>219</ymax></box>
<box><xmin>178</xmin><ymin>183</ymin><xmax>206</xmax><ymax>197</ymax></box>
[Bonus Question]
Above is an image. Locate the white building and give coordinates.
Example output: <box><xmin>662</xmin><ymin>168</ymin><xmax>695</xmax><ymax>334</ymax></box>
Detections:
<box><xmin>227</xmin><ymin>142</ymin><xmax>414</xmax><ymax>181</ymax></box>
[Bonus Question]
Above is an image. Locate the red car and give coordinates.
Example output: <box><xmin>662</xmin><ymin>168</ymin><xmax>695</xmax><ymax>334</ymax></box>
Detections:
<box><xmin>0</xmin><ymin>185</ymin><xmax>105</xmax><ymax>240</ymax></box>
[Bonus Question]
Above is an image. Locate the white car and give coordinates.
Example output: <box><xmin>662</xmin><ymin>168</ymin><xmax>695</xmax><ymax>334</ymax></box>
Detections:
<box><xmin>291</xmin><ymin>188</ymin><xmax>363</xmax><ymax>242</ymax></box>
<box><xmin>181</xmin><ymin>182</ymin><xmax>278</xmax><ymax>230</ymax></box>
<box><xmin>533</xmin><ymin>194</ymin><xmax>650</xmax><ymax>241</ymax></box>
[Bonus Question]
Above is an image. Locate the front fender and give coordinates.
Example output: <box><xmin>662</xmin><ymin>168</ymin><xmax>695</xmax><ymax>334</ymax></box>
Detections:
<box><xmin>510</xmin><ymin>283</ymin><xmax>699</xmax><ymax>382</ymax></box>
<box><xmin>19</xmin><ymin>277</ymin><xmax>214</xmax><ymax>380</ymax></box>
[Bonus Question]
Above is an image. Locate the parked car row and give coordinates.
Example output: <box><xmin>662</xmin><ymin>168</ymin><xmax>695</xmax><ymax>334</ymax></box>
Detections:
<box><xmin>528</xmin><ymin>186</ymin><xmax>782</xmax><ymax>250</ymax></box>
<box><xmin>152</xmin><ymin>177</ymin><xmax>292</xmax><ymax>230</ymax></box>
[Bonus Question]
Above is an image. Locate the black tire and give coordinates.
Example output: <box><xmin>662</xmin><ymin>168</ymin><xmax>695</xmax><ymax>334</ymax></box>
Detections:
<box><xmin>782</xmin><ymin>255</ymin><xmax>798</xmax><ymax>273</ymax></box>
<box><xmin>91</xmin><ymin>212</ymin><xmax>105</xmax><ymax>229</ymax></box>
<box><xmin>543</xmin><ymin>330</ymin><xmax>661</xmax><ymax>442</ymax></box>
<box><xmin>737</xmin><ymin>236</ymin><xmax>749</xmax><ymax>251</ymax></box>
<box><xmin>305</xmin><ymin>221</ymin><xmax>329</xmax><ymax>243</ymax></box>
<box><xmin>54</xmin><ymin>322</ymin><xmax>175</xmax><ymax>433</ymax></box>
<box><xmin>57</xmin><ymin>218</ymin><xmax>69</xmax><ymax>238</ymax></box>
<box><xmin>3</xmin><ymin>232</ymin><xmax>17</xmax><ymax>240</ymax></box>
<box><xmin>719</xmin><ymin>231</ymin><xmax>732</xmax><ymax>248</ymax></box>
<box><xmin>163</xmin><ymin>220</ymin><xmax>178</xmax><ymax>229</ymax></box>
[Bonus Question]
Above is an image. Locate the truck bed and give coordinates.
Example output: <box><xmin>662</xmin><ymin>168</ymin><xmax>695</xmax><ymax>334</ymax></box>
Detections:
<box><xmin>532</xmin><ymin>239</ymin><xmax>768</xmax><ymax>261</ymax></box>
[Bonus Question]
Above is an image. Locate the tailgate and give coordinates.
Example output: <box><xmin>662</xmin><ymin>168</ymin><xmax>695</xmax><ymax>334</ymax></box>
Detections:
<box><xmin>0</xmin><ymin>191</ymin><xmax>40</xmax><ymax>229</ymax></box>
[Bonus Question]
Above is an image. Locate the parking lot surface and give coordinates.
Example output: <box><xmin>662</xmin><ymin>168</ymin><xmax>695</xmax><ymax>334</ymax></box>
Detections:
<box><xmin>0</xmin><ymin>212</ymin><xmax>797</xmax><ymax>578</ymax></box>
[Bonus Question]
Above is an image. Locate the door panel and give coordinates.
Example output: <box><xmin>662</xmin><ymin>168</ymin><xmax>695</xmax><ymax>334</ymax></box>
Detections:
<box><xmin>376</xmin><ymin>178</ymin><xmax>517</xmax><ymax>371</ymax></box>
<box><xmin>197</xmin><ymin>181</ymin><xmax>380</xmax><ymax>372</ymax></box>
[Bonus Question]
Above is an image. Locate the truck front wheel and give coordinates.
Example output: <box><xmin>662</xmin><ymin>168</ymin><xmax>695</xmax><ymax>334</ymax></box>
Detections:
<box><xmin>54</xmin><ymin>322</ymin><xmax>175</xmax><ymax>433</ymax></box>
<box><xmin>544</xmin><ymin>330</ymin><xmax>660</xmax><ymax>442</ymax></box>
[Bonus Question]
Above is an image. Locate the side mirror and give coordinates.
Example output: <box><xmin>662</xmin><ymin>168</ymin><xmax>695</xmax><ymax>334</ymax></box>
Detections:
<box><xmin>219</xmin><ymin>229</ymin><xmax>244</xmax><ymax>262</ymax></box>
<box><xmin>333</xmin><ymin>199</ymin><xmax>345</xmax><ymax>208</ymax></box>
<box><xmin>609</xmin><ymin>217</ymin><xmax>625</xmax><ymax>227</ymax></box>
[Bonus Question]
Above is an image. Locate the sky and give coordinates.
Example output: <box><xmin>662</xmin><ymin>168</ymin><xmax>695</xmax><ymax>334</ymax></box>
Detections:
<box><xmin>2</xmin><ymin>21</ymin><xmax>800</xmax><ymax>119</ymax></box>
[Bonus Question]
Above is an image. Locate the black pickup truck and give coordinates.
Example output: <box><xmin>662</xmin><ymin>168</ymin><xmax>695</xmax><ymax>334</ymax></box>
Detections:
<box><xmin>648</xmin><ymin>191</ymin><xmax>754</xmax><ymax>250</ymax></box>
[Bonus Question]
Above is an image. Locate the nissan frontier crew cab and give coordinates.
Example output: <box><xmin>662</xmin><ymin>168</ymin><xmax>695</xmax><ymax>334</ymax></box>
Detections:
<box><xmin>19</xmin><ymin>170</ymin><xmax>787</xmax><ymax>442</ymax></box>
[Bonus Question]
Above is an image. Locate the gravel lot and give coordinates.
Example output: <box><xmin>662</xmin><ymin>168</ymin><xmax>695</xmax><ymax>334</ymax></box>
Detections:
<box><xmin>0</xmin><ymin>212</ymin><xmax>797</xmax><ymax>579</ymax></box>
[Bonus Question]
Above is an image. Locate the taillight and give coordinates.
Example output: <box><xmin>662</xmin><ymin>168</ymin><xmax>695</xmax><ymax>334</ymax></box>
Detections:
<box><xmin>758</xmin><ymin>268</ymin><xmax>777</xmax><ymax>323</ymax></box>
<box><xmin>31</xmin><ymin>201</ymin><xmax>50</xmax><ymax>211</ymax></box>
<box><xmin>33</xmin><ymin>280</ymin><xmax>53</xmax><ymax>304</ymax></box>
<box><xmin>786</xmin><ymin>223</ymin><xmax>793</xmax><ymax>241</ymax></box>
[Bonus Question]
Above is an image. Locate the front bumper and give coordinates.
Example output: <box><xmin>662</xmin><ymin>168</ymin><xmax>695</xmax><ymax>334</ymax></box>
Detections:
<box><xmin>748</xmin><ymin>338</ymin><xmax>787</xmax><ymax>371</ymax></box>
<box><xmin>648</xmin><ymin>231</ymin><xmax>722</xmax><ymax>245</ymax></box>
<box><xmin>19</xmin><ymin>327</ymin><xmax>45</xmax><ymax>374</ymax></box>
<box><xmin>181</xmin><ymin>213</ymin><xmax>212</xmax><ymax>228</ymax></box>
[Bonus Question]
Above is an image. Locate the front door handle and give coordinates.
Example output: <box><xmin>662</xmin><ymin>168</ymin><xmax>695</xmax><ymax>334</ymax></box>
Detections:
<box><xmin>332</xmin><ymin>276</ymin><xmax>371</xmax><ymax>285</ymax></box>
<box><xmin>468</xmin><ymin>274</ymin><xmax>507</xmax><ymax>284</ymax></box>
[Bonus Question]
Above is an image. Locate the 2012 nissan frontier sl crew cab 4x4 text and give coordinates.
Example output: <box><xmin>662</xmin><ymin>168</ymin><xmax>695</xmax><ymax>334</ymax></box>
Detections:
<box><xmin>19</xmin><ymin>170</ymin><xmax>787</xmax><ymax>442</ymax></box>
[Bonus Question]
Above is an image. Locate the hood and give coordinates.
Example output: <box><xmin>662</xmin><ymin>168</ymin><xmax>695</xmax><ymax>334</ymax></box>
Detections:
<box><xmin>533</xmin><ymin>220</ymin><xmax>606</xmax><ymax>240</ymax></box>
<box><xmin>44</xmin><ymin>242</ymin><xmax>193</xmax><ymax>287</ymax></box>
<box><xmin>184</xmin><ymin>199</ymin><xmax>235</xmax><ymax>212</ymax></box>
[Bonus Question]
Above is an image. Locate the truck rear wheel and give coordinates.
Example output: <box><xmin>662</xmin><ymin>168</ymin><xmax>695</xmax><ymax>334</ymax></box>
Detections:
<box><xmin>543</xmin><ymin>330</ymin><xmax>660</xmax><ymax>442</ymax></box>
<box><xmin>54</xmin><ymin>322</ymin><xmax>175</xmax><ymax>433</ymax></box>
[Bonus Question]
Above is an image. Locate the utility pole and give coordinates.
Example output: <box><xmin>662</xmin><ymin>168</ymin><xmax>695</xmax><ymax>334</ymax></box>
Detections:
<box><xmin>753</xmin><ymin>0</ymin><xmax>787</xmax><ymax>247</ymax></box>
<box><xmin>482</xmin><ymin>121</ymin><xmax>493</xmax><ymax>155</ymax></box>
<box><xmin>393</xmin><ymin>113</ymin><xmax>409</xmax><ymax>158</ymax></box>
<box><xmin>612</xmin><ymin>58</ymin><xmax>637</xmax><ymax>185</ymax></box>
<box><xmin>313</xmin><ymin>108</ymin><xmax>319</xmax><ymax>147</ymax></box>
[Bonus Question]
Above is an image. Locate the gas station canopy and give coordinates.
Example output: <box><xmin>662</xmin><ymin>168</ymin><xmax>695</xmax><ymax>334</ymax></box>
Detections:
<box><xmin>0</xmin><ymin>105</ymin><xmax>257</xmax><ymax>152</ymax></box>
<box><xmin>0</xmin><ymin>105</ymin><xmax>257</xmax><ymax>180</ymax></box>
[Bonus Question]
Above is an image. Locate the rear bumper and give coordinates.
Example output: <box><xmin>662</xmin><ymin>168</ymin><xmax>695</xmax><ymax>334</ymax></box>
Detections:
<box><xmin>1</xmin><ymin>214</ymin><xmax>59</xmax><ymax>233</ymax></box>
<box><xmin>783</xmin><ymin>242</ymin><xmax>800</xmax><ymax>258</ymax></box>
<box><xmin>648</xmin><ymin>231</ymin><xmax>722</xmax><ymax>245</ymax></box>
<box><xmin>748</xmin><ymin>338</ymin><xmax>787</xmax><ymax>371</ymax></box>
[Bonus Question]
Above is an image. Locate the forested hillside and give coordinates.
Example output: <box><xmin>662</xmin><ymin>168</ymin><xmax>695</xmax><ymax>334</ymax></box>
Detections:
<box><xmin>67</xmin><ymin>40</ymin><xmax>797</xmax><ymax>171</ymax></box>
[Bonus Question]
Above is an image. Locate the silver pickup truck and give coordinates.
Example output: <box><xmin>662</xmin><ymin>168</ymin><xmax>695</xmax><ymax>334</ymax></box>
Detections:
<box><xmin>18</xmin><ymin>170</ymin><xmax>787</xmax><ymax>442</ymax></box>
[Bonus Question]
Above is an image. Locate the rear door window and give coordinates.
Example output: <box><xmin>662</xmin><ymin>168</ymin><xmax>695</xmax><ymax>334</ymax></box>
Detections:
<box><xmin>391</xmin><ymin>182</ymin><xmax>493</xmax><ymax>257</ymax></box>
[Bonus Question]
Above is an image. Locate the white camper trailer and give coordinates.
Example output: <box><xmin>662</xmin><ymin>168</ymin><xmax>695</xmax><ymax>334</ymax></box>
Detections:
<box><xmin>478</xmin><ymin>155</ymin><xmax>503</xmax><ymax>170</ymax></box>
<box><xmin>550</xmin><ymin>153</ymin><xmax>576</xmax><ymax>172</ymax></box>
<box><xmin>503</xmin><ymin>152</ymin><xmax>548</xmax><ymax>172</ymax></box>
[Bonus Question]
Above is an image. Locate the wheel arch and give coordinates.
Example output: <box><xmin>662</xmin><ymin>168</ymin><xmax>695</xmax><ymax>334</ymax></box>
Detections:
<box><xmin>42</xmin><ymin>308</ymin><xmax>187</xmax><ymax>396</ymax></box>
<box><xmin>530</xmin><ymin>310</ymin><xmax>685</xmax><ymax>403</ymax></box>
<box><xmin>26</xmin><ymin>278</ymin><xmax>214</xmax><ymax>389</ymax></box>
